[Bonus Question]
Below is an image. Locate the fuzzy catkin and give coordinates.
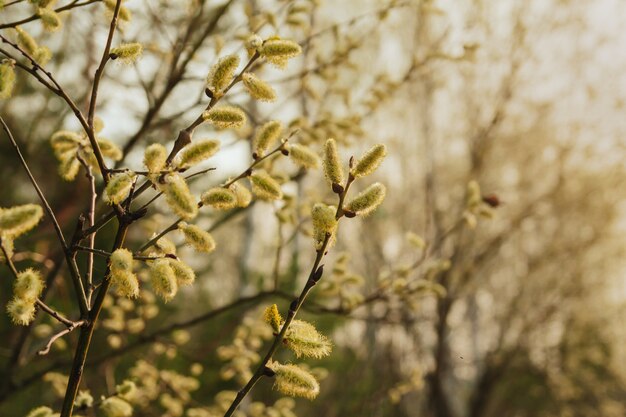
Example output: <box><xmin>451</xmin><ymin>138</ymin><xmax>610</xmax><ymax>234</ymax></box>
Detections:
<box><xmin>178</xmin><ymin>222</ymin><xmax>216</xmax><ymax>253</ymax></box>
<box><xmin>0</xmin><ymin>59</ymin><xmax>16</xmax><ymax>99</ymax></box>
<box><xmin>230</xmin><ymin>182</ymin><xmax>252</xmax><ymax>207</ymax></box>
<box><xmin>249</xmin><ymin>170</ymin><xmax>283</xmax><ymax>200</ymax></box>
<box><xmin>203</xmin><ymin>106</ymin><xmax>246</xmax><ymax>129</ymax></box>
<box><xmin>288</xmin><ymin>144</ymin><xmax>320</xmax><ymax>169</ymax></box>
<box><xmin>351</xmin><ymin>144</ymin><xmax>387</xmax><ymax>178</ymax></box>
<box><xmin>344</xmin><ymin>183</ymin><xmax>386</xmax><ymax>216</ymax></box>
<box><xmin>150</xmin><ymin>259</ymin><xmax>178</xmax><ymax>302</ymax></box>
<box><xmin>161</xmin><ymin>173</ymin><xmax>198</xmax><ymax>220</ymax></box>
<box><xmin>110</xmin><ymin>43</ymin><xmax>142</xmax><ymax>63</ymax></box>
<box><xmin>176</xmin><ymin>139</ymin><xmax>220</xmax><ymax>168</ymax></box>
<box><xmin>207</xmin><ymin>54</ymin><xmax>240</xmax><ymax>93</ymax></box>
<box><xmin>104</xmin><ymin>172</ymin><xmax>135</xmax><ymax>205</ymax></box>
<box><xmin>253</xmin><ymin>121</ymin><xmax>282</xmax><ymax>157</ymax></box>
<box><xmin>13</xmin><ymin>268</ymin><xmax>44</xmax><ymax>301</ymax></box>
<box><xmin>200</xmin><ymin>187</ymin><xmax>237</xmax><ymax>210</ymax></box>
<box><xmin>322</xmin><ymin>138</ymin><xmax>344</xmax><ymax>185</ymax></box>
<box><xmin>0</xmin><ymin>204</ymin><xmax>43</xmax><ymax>237</ymax></box>
<box><xmin>242</xmin><ymin>73</ymin><xmax>276</xmax><ymax>102</ymax></box>
<box><xmin>6</xmin><ymin>297</ymin><xmax>36</xmax><ymax>326</ymax></box>
<box><xmin>267</xmin><ymin>361</ymin><xmax>320</xmax><ymax>400</ymax></box>
<box><xmin>100</xmin><ymin>396</ymin><xmax>133</xmax><ymax>417</ymax></box>
<box><xmin>143</xmin><ymin>143</ymin><xmax>167</xmax><ymax>173</ymax></box>
<box><xmin>168</xmin><ymin>258</ymin><xmax>195</xmax><ymax>286</ymax></box>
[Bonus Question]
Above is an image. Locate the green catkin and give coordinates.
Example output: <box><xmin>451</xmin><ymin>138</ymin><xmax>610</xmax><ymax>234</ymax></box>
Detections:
<box><xmin>0</xmin><ymin>60</ymin><xmax>16</xmax><ymax>99</ymax></box>
<box><xmin>110</xmin><ymin>43</ymin><xmax>142</xmax><ymax>63</ymax></box>
<box><xmin>13</xmin><ymin>268</ymin><xmax>44</xmax><ymax>301</ymax></box>
<box><xmin>100</xmin><ymin>396</ymin><xmax>133</xmax><ymax>417</ymax></box>
<box><xmin>249</xmin><ymin>170</ymin><xmax>283</xmax><ymax>200</ymax></box>
<box><xmin>253</xmin><ymin>121</ymin><xmax>282</xmax><ymax>157</ymax></box>
<box><xmin>97</xmin><ymin>138</ymin><xmax>123</xmax><ymax>161</ymax></box>
<box><xmin>33</xmin><ymin>46</ymin><xmax>51</xmax><ymax>65</ymax></box>
<box><xmin>242</xmin><ymin>73</ymin><xmax>277</xmax><ymax>102</ymax></box>
<box><xmin>168</xmin><ymin>258</ymin><xmax>195</xmax><ymax>286</ymax></box>
<box><xmin>25</xmin><ymin>406</ymin><xmax>55</xmax><ymax>417</ymax></box>
<box><xmin>288</xmin><ymin>144</ymin><xmax>320</xmax><ymax>169</ymax></box>
<box><xmin>0</xmin><ymin>204</ymin><xmax>43</xmax><ymax>237</ymax></box>
<box><xmin>178</xmin><ymin>222</ymin><xmax>216</xmax><ymax>253</ymax></box>
<box><xmin>143</xmin><ymin>143</ymin><xmax>167</xmax><ymax>173</ymax></box>
<box><xmin>6</xmin><ymin>297</ymin><xmax>36</xmax><ymax>325</ymax></box>
<box><xmin>104</xmin><ymin>172</ymin><xmax>135</xmax><ymax>205</ymax></box>
<box><xmin>322</xmin><ymin>138</ymin><xmax>344</xmax><ymax>185</ymax></box>
<box><xmin>176</xmin><ymin>139</ymin><xmax>220</xmax><ymax>168</ymax></box>
<box><xmin>38</xmin><ymin>8</ymin><xmax>61</xmax><ymax>31</ymax></box>
<box><xmin>162</xmin><ymin>173</ymin><xmax>198</xmax><ymax>220</ymax></box>
<box><xmin>344</xmin><ymin>182</ymin><xmax>386</xmax><ymax>216</ymax></box>
<box><xmin>267</xmin><ymin>361</ymin><xmax>320</xmax><ymax>400</ymax></box>
<box><xmin>150</xmin><ymin>259</ymin><xmax>178</xmax><ymax>302</ymax></box>
<box><xmin>284</xmin><ymin>319</ymin><xmax>332</xmax><ymax>358</ymax></box>
<box><xmin>351</xmin><ymin>144</ymin><xmax>387</xmax><ymax>178</ymax></box>
<box><xmin>104</xmin><ymin>0</ymin><xmax>132</xmax><ymax>22</ymax></box>
<box><xmin>230</xmin><ymin>182</ymin><xmax>252</xmax><ymax>207</ymax></box>
<box><xmin>311</xmin><ymin>203</ymin><xmax>337</xmax><ymax>249</ymax></box>
<box><xmin>203</xmin><ymin>106</ymin><xmax>246</xmax><ymax>129</ymax></box>
<box><xmin>207</xmin><ymin>54</ymin><xmax>240</xmax><ymax>94</ymax></box>
<box><xmin>263</xmin><ymin>304</ymin><xmax>282</xmax><ymax>332</ymax></box>
<box><xmin>200</xmin><ymin>187</ymin><xmax>237</xmax><ymax>210</ymax></box>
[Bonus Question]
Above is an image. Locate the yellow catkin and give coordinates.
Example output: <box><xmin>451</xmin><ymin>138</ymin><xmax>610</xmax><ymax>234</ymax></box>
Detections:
<box><xmin>104</xmin><ymin>172</ymin><xmax>136</xmax><ymax>205</ymax></box>
<box><xmin>322</xmin><ymin>138</ymin><xmax>344</xmax><ymax>185</ymax></box>
<box><xmin>230</xmin><ymin>182</ymin><xmax>252</xmax><ymax>208</ymax></box>
<box><xmin>207</xmin><ymin>54</ymin><xmax>240</xmax><ymax>94</ymax></box>
<box><xmin>351</xmin><ymin>144</ymin><xmax>387</xmax><ymax>178</ymax></box>
<box><xmin>25</xmin><ymin>406</ymin><xmax>56</xmax><ymax>417</ymax></box>
<box><xmin>38</xmin><ymin>8</ymin><xmax>61</xmax><ymax>31</ymax></box>
<box><xmin>267</xmin><ymin>361</ymin><xmax>320</xmax><ymax>400</ymax></box>
<box><xmin>150</xmin><ymin>259</ymin><xmax>178</xmax><ymax>302</ymax></box>
<box><xmin>97</xmin><ymin>138</ymin><xmax>123</xmax><ymax>161</ymax></box>
<box><xmin>143</xmin><ymin>143</ymin><xmax>167</xmax><ymax>173</ymax></box>
<box><xmin>263</xmin><ymin>304</ymin><xmax>283</xmax><ymax>332</ymax></box>
<box><xmin>311</xmin><ymin>203</ymin><xmax>337</xmax><ymax>249</ymax></box>
<box><xmin>50</xmin><ymin>131</ymin><xmax>84</xmax><ymax>154</ymax></box>
<box><xmin>253</xmin><ymin>121</ymin><xmax>282</xmax><ymax>157</ymax></box>
<box><xmin>178</xmin><ymin>222</ymin><xmax>216</xmax><ymax>253</ymax></box>
<box><xmin>58</xmin><ymin>155</ymin><xmax>80</xmax><ymax>181</ymax></box>
<box><xmin>242</xmin><ymin>73</ymin><xmax>276</xmax><ymax>102</ymax></box>
<box><xmin>15</xmin><ymin>27</ymin><xmax>37</xmax><ymax>56</ymax></box>
<box><xmin>200</xmin><ymin>187</ymin><xmax>237</xmax><ymax>210</ymax></box>
<box><xmin>344</xmin><ymin>183</ymin><xmax>386</xmax><ymax>217</ymax></box>
<box><xmin>99</xmin><ymin>396</ymin><xmax>133</xmax><ymax>417</ymax></box>
<box><xmin>161</xmin><ymin>173</ymin><xmax>198</xmax><ymax>220</ymax></box>
<box><xmin>176</xmin><ymin>139</ymin><xmax>220</xmax><ymax>168</ymax></box>
<box><xmin>110</xmin><ymin>43</ymin><xmax>142</xmax><ymax>63</ymax></box>
<box><xmin>110</xmin><ymin>269</ymin><xmax>139</xmax><ymax>299</ymax></box>
<box><xmin>0</xmin><ymin>204</ymin><xmax>43</xmax><ymax>237</ymax></box>
<box><xmin>288</xmin><ymin>144</ymin><xmax>320</xmax><ymax>169</ymax></box>
<box><xmin>168</xmin><ymin>258</ymin><xmax>195</xmax><ymax>286</ymax></box>
<box><xmin>109</xmin><ymin>248</ymin><xmax>134</xmax><ymax>272</ymax></box>
<box><xmin>284</xmin><ymin>319</ymin><xmax>332</xmax><ymax>358</ymax></box>
<box><xmin>0</xmin><ymin>59</ymin><xmax>16</xmax><ymax>99</ymax></box>
<box><xmin>202</xmin><ymin>106</ymin><xmax>246</xmax><ymax>129</ymax></box>
<box><xmin>13</xmin><ymin>268</ymin><xmax>44</xmax><ymax>301</ymax></box>
<box><xmin>260</xmin><ymin>39</ymin><xmax>302</xmax><ymax>69</ymax></box>
<box><xmin>6</xmin><ymin>297</ymin><xmax>36</xmax><ymax>326</ymax></box>
<box><xmin>249</xmin><ymin>170</ymin><xmax>283</xmax><ymax>200</ymax></box>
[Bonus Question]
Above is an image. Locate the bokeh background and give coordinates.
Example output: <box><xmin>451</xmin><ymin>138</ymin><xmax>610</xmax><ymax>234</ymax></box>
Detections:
<box><xmin>1</xmin><ymin>0</ymin><xmax>625</xmax><ymax>416</ymax></box>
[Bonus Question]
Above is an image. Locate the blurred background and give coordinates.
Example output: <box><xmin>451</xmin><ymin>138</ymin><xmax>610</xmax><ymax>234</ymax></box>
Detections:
<box><xmin>1</xmin><ymin>0</ymin><xmax>625</xmax><ymax>416</ymax></box>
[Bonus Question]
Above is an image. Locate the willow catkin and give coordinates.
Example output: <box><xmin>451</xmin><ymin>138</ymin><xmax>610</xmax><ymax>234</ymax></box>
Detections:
<box><xmin>110</xmin><ymin>43</ymin><xmax>143</xmax><ymax>63</ymax></box>
<box><xmin>201</xmin><ymin>187</ymin><xmax>237</xmax><ymax>210</ymax></box>
<box><xmin>203</xmin><ymin>106</ymin><xmax>246</xmax><ymax>129</ymax></box>
<box><xmin>0</xmin><ymin>59</ymin><xmax>16</xmax><ymax>99</ymax></box>
<box><xmin>161</xmin><ymin>173</ymin><xmax>198</xmax><ymax>220</ymax></box>
<box><xmin>176</xmin><ymin>139</ymin><xmax>220</xmax><ymax>168</ymax></box>
<box><xmin>344</xmin><ymin>183</ymin><xmax>386</xmax><ymax>217</ymax></box>
<box><xmin>242</xmin><ymin>73</ymin><xmax>276</xmax><ymax>102</ymax></box>
<box><xmin>288</xmin><ymin>144</ymin><xmax>320</xmax><ymax>169</ymax></box>
<box><xmin>0</xmin><ymin>204</ymin><xmax>43</xmax><ymax>237</ymax></box>
<box><xmin>351</xmin><ymin>144</ymin><xmax>387</xmax><ymax>178</ymax></box>
<box><xmin>249</xmin><ymin>170</ymin><xmax>283</xmax><ymax>200</ymax></box>
<box><xmin>267</xmin><ymin>361</ymin><xmax>320</xmax><ymax>400</ymax></box>
<box><xmin>207</xmin><ymin>54</ymin><xmax>240</xmax><ymax>93</ymax></box>
<box><xmin>322</xmin><ymin>138</ymin><xmax>343</xmax><ymax>185</ymax></box>
<box><xmin>178</xmin><ymin>222</ymin><xmax>216</xmax><ymax>253</ymax></box>
<box><xmin>253</xmin><ymin>121</ymin><xmax>282</xmax><ymax>157</ymax></box>
<box><xmin>150</xmin><ymin>259</ymin><xmax>178</xmax><ymax>302</ymax></box>
<box><xmin>105</xmin><ymin>172</ymin><xmax>135</xmax><ymax>205</ymax></box>
<box><xmin>143</xmin><ymin>143</ymin><xmax>167</xmax><ymax>173</ymax></box>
